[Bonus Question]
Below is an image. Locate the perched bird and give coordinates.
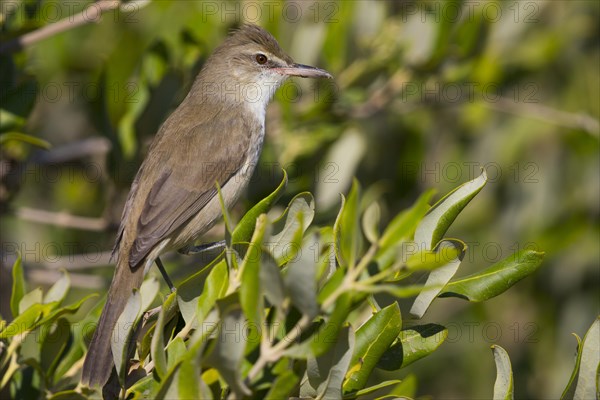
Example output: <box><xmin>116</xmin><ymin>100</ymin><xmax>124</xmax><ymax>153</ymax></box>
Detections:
<box><xmin>81</xmin><ymin>24</ymin><xmax>331</xmax><ymax>387</ymax></box>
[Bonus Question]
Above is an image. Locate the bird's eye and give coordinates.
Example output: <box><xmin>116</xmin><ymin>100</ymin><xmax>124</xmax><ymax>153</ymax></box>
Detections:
<box><xmin>255</xmin><ymin>54</ymin><xmax>268</xmax><ymax>65</ymax></box>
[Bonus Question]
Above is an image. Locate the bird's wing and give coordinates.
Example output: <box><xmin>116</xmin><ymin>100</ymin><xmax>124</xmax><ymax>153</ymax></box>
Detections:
<box><xmin>126</xmin><ymin>109</ymin><xmax>252</xmax><ymax>267</ymax></box>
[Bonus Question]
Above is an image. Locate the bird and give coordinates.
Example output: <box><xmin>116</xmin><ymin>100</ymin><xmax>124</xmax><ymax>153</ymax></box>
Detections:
<box><xmin>81</xmin><ymin>24</ymin><xmax>332</xmax><ymax>388</ymax></box>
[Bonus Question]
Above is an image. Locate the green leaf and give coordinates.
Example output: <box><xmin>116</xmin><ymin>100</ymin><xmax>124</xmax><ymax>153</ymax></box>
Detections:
<box><xmin>343</xmin><ymin>303</ymin><xmax>402</xmax><ymax>393</ymax></box>
<box><xmin>334</xmin><ymin>180</ymin><xmax>362</xmax><ymax>268</ymax></box>
<box><xmin>269</xmin><ymin>192</ymin><xmax>315</xmax><ymax>264</ymax></box>
<box><xmin>52</xmin><ymin>312</ymin><xmax>90</xmax><ymax>382</ymax></box>
<box><xmin>232</xmin><ymin>170</ymin><xmax>288</xmax><ymax>243</ymax></box>
<box><xmin>44</xmin><ymin>270</ymin><xmax>70</xmax><ymax>304</ymax></box>
<box><xmin>10</xmin><ymin>255</ymin><xmax>25</xmax><ymax>318</ymax></box>
<box><xmin>388</xmin><ymin>374</ymin><xmax>417</xmax><ymax>397</ymax></box>
<box><xmin>0</xmin><ymin>80</ymin><xmax>38</xmax><ymax>120</ymax></box>
<box><xmin>259</xmin><ymin>250</ymin><xmax>286</xmax><ymax>308</ymax></box>
<box><xmin>0</xmin><ymin>132</ymin><xmax>51</xmax><ymax>149</ymax></box>
<box><xmin>116</xmin><ymin>77</ymin><xmax>150</xmax><ymax>158</ymax></box>
<box><xmin>47</xmin><ymin>390</ymin><xmax>87</xmax><ymax>400</ymax></box>
<box><xmin>176</xmin><ymin>256</ymin><xmax>225</xmax><ymax>326</ymax></box>
<box><xmin>561</xmin><ymin>334</ymin><xmax>583</xmax><ymax>400</ymax></box>
<box><xmin>312</xmin><ymin>292</ymin><xmax>353</xmax><ymax>357</ymax></box>
<box><xmin>409</xmin><ymin>240</ymin><xmax>467</xmax><ymax>318</ymax></box>
<box><xmin>216</xmin><ymin>182</ymin><xmax>233</xmax><ymax>247</ymax></box>
<box><xmin>568</xmin><ymin>317</ymin><xmax>600</xmax><ymax>400</ymax></box>
<box><xmin>112</xmin><ymin>289</ymin><xmax>142</xmax><ymax>382</ymax></box>
<box><xmin>491</xmin><ymin>345</ymin><xmax>514</xmax><ymax>400</ymax></box>
<box><xmin>265</xmin><ymin>370</ymin><xmax>299</xmax><ymax>399</ymax></box>
<box><xmin>40</xmin><ymin>317</ymin><xmax>70</xmax><ymax>382</ymax></box>
<box><xmin>318</xmin><ymin>266</ymin><xmax>345</xmax><ymax>304</ymax></box>
<box><xmin>19</xmin><ymin>287</ymin><xmax>43</xmax><ymax>314</ymax></box>
<box><xmin>342</xmin><ymin>380</ymin><xmax>402</xmax><ymax>399</ymax></box>
<box><xmin>36</xmin><ymin>294</ymin><xmax>97</xmax><ymax>331</ymax></box>
<box><xmin>284</xmin><ymin>233</ymin><xmax>320</xmax><ymax>319</ymax></box>
<box><xmin>405</xmin><ymin>239</ymin><xmax>466</xmax><ymax>272</ymax></box>
<box><xmin>111</xmin><ymin>278</ymin><xmax>158</xmax><ymax>383</ymax></box>
<box><xmin>439</xmin><ymin>250</ymin><xmax>545</xmax><ymax>302</ymax></box>
<box><xmin>379</xmin><ymin>189</ymin><xmax>434</xmax><ymax>249</ymax></box>
<box><xmin>374</xmin><ymin>190</ymin><xmax>434</xmax><ymax>272</ymax></box>
<box><xmin>376</xmin><ymin>324</ymin><xmax>447</xmax><ymax>370</ymax></box>
<box><xmin>415</xmin><ymin>166</ymin><xmax>487</xmax><ymax>249</ymax></box>
<box><xmin>362</xmin><ymin>202</ymin><xmax>381</xmax><ymax>244</ymax></box>
<box><xmin>206</xmin><ymin>297</ymin><xmax>250</xmax><ymax>397</ymax></box>
<box><xmin>240</xmin><ymin>214</ymin><xmax>269</xmax><ymax>326</ymax></box>
<box><xmin>409</xmin><ymin>171</ymin><xmax>487</xmax><ymax>318</ymax></box>
<box><xmin>126</xmin><ymin>375</ymin><xmax>160</xmax><ymax>400</ymax></box>
<box><xmin>152</xmin><ymin>290</ymin><xmax>178</xmax><ymax>379</ymax></box>
<box><xmin>177</xmin><ymin>356</ymin><xmax>201</xmax><ymax>399</ymax></box>
<box><xmin>167</xmin><ymin>337</ymin><xmax>187</xmax><ymax>372</ymax></box>
<box><xmin>302</xmin><ymin>325</ymin><xmax>355</xmax><ymax>400</ymax></box>
<box><xmin>0</xmin><ymin>303</ymin><xmax>54</xmax><ymax>339</ymax></box>
<box><xmin>140</xmin><ymin>277</ymin><xmax>160</xmax><ymax>311</ymax></box>
<box><xmin>195</xmin><ymin>260</ymin><xmax>229</xmax><ymax>327</ymax></box>
<box><xmin>357</xmin><ymin>284</ymin><xmax>429</xmax><ymax>298</ymax></box>
<box><xmin>285</xmin><ymin>292</ymin><xmax>352</xmax><ymax>360</ymax></box>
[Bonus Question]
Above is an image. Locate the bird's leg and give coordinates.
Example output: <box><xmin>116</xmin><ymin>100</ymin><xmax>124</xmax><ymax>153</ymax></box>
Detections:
<box><xmin>155</xmin><ymin>257</ymin><xmax>175</xmax><ymax>292</ymax></box>
<box><xmin>178</xmin><ymin>240</ymin><xmax>226</xmax><ymax>255</ymax></box>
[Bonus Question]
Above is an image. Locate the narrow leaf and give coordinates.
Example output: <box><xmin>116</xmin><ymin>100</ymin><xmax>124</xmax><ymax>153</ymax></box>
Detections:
<box><xmin>562</xmin><ymin>334</ymin><xmax>585</xmax><ymax>400</ymax></box>
<box><xmin>44</xmin><ymin>270</ymin><xmax>70</xmax><ymax>304</ymax></box>
<box><xmin>572</xmin><ymin>317</ymin><xmax>599</xmax><ymax>400</ymax></box>
<box><xmin>176</xmin><ymin>257</ymin><xmax>225</xmax><ymax>326</ymax></box>
<box><xmin>302</xmin><ymin>325</ymin><xmax>355</xmax><ymax>400</ymax></box>
<box><xmin>342</xmin><ymin>380</ymin><xmax>402</xmax><ymax>399</ymax></box>
<box><xmin>0</xmin><ymin>303</ymin><xmax>54</xmax><ymax>339</ymax></box>
<box><xmin>240</xmin><ymin>214</ymin><xmax>269</xmax><ymax>325</ymax></box>
<box><xmin>112</xmin><ymin>289</ymin><xmax>141</xmax><ymax>381</ymax></box>
<box><xmin>491</xmin><ymin>345</ymin><xmax>514</xmax><ymax>400</ymax></box>
<box><xmin>265</xmin><ymin>370</ymin><xmax>299</xmax><ymax>399</ymax></box>
<box><xmin>0</xmin><ymin>132</ymin><xmax>51</xmax><ymax>149</ymax></box>
<box><xmin>284</xmin><ymin>233</ymin><xmax>320</xmax><ymax>319</ymax></box>
<box><xmin>343</xmin><ymin>303</ymin><xmax>402</xmax><ymax>393</ymax></box>
<box><xmin>334</xmin><ymin>180</ymin><xmax>361</xmax><ymax>268</ymax></box>
<box><xmin>152</xmin><ymin>290</ymin><xmax>178</xmax><ymax>379</ymax></box>
<box><xmin>177</xmin><ymin>356</ymin><xmax>201</xmax><ymax>399</ymax></box>
<box><xmin>269</xmin><ymin>192</ymin><xmax>315</xmax><ymax>264</ymax></box>
<box><xmin>19</xmin><ymin>287</ymin><xmax>42</xmax><ymax>314</ymax></box>
<box><xmin>409</xmin><ymin>240</ymin><xmax>466</xmax><ymax>318</ymax></box>
<box><xmin>259</xmin><ymin>251</ymin><xmax>286</xmax><ymax>308</ymax></box>
<box><xmin>376</xmin><ymin>324</ymin><xmax>447</xmax><ymax>370</ymax></box>
<box><xmin>405</xmin><ymin>239</ymin><xmax>466</xmax><ymax>272</ymax></box>
<box><xmin>362</xmin><ymin>202</ymin><xmax>381</xmax><ymax>244</ymax></box>
<box><xmin>439</xmin><ymin>250</ymin><xmax>545</xmax><ymax>302</ymax></box>
<box><xmin>232</xmin><ymin>170</ymin><xmax>287</xmax><ymax>243</ymax></box>
<box><xmin>414</xmin><ymin>170</ymin><xmax>487</xmax><ymax>248</ymax></box>
<box><xmin>10</xmin><ymin>255</ymin><xmax>25</xmax><ymax>318</ymax></box>
<box><xmin>206</xmin><ymin>297</ymin><xmax>250</xmax><ymax>396</ymax></box>
<box><xmin>379</xmin><ymin>189</ymin><xmax>434</xmax><ymax>249</ymax></box>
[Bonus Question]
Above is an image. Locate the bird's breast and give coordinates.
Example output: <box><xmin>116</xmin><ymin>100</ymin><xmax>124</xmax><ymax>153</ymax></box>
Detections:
<box><xmin>240</xmin><ymin>120</ymin><xmax>265</xmax><ymax>177</ymax></box>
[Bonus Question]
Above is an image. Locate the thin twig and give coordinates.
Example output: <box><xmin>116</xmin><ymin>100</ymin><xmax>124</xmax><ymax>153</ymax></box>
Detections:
<box><xmin>246</xmin><ymin>314</ymin><xmax>311</xmax><ymax>382</ymax></box>
<box><xmin>15</xmin><ymin>207</ymin><xmax>110</xmax><ymax>231</ymax></box>
<box><xmin>28</xmin><ymin>269</ymin><xmax>105</xmax><ymax>288</ymax></box>
<box><xmin>0</xmin><ymin>0</ymin><xmax>121</xmax><ymax>54</ymax></box>
<box><xmin>484</xmin><ymin>96</ymin><xmax>600</xmax><ymax>137</ymax></box>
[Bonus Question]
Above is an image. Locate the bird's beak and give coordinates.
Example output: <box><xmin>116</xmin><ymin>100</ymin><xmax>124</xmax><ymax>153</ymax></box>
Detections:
<box><xmin>273</xmin><ymin>63</ymin><xmax>332</xmax><ymax>79</ymax></box>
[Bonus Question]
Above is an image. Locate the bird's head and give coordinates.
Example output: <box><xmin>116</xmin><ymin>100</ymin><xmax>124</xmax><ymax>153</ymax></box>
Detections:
<box><xmin>195</xmin><ymin>24</ymin><xmax>331</xmax><ymax>106</ymax></box>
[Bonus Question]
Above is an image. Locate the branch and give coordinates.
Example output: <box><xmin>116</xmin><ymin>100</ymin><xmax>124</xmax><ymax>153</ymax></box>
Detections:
<box><xmin>15</xmin><ymin>207</ymin><xmax>110</xmax><ymax>231</ymax></box>
<box><xmin>0</xmin><ymin>0</ymin><xmax>121</xmax><ymax>55</ymax></box>
<box><xmin>484</xmin><ymin>96</ymin><xmax>600</xmax><ymax>138</ymax></box>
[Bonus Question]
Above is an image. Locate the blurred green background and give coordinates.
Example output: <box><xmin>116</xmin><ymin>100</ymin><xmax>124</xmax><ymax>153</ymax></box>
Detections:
<box><xmin>1</xmin><ymin>0</ymin><xmax>598</xmax><ymax>398</ymax></box>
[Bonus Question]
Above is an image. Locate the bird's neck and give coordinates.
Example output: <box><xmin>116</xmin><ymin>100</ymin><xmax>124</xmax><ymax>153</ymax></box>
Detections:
<box><xmin>189</xmin><ymin>70</ymin><xmax>283</xmax><ymax>124</ymax></box>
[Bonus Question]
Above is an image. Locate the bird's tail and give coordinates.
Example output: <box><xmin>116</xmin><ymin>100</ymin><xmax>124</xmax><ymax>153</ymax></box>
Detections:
<box><xmin>81</xmin><ymin>257</ymin><xmax>145</xmax><ymax>387</ymax></box>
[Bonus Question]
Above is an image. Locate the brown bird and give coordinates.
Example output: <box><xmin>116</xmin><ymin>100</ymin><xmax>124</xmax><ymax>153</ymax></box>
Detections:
<box><xmin>81</xmin><ymin>24</ymin><xmax>331</xmax><ymax>387</ymax></box>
